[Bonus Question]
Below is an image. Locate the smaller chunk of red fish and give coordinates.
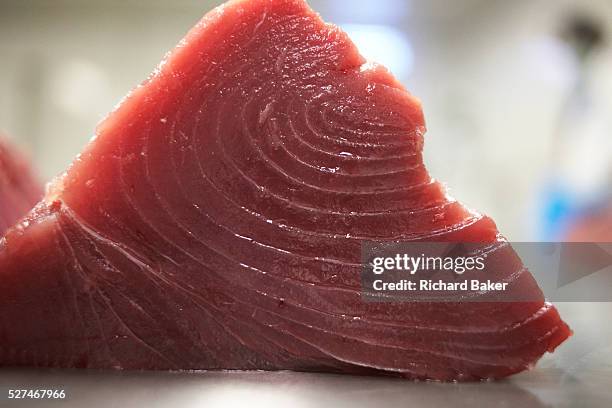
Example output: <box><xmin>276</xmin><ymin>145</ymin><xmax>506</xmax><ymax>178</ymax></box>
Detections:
<box><xmin>0</xmin><ymin>136</ymin><xmax>43</xmax><ymax>236</ymax></box>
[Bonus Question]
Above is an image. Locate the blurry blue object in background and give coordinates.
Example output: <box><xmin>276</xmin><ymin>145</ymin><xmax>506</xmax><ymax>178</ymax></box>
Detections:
<box><xmin>539</xmin><ymin>182</ymin><xmax>577</xmax><ymax>240</ymax></box>
<box><xmin>539</xmin><ymin>182</ymin><xmax>612</xmax><ymax>241</ymax></box>
<box><xmin>537</xmin><ymin>13</ymin><xmax>611</xmax><ymax>242</ymax></box>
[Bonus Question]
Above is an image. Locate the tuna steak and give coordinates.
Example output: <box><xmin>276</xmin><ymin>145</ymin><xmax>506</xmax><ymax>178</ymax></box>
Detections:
<box><xmin>0</xmin><ymin>136</ymin><xmax>42</xmax><ymax>236</ymax></box>
<box><xmin>0</xmin><ymin>0</ymin><xmax>570</xmax><ymax>380</ymax></box>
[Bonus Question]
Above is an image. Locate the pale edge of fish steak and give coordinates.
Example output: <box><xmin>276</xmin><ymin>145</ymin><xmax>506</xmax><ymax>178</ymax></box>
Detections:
<box><xmin>0</xmin><ymin>0</ymin><xmax>571</xmax><ymax>380</ymax></box>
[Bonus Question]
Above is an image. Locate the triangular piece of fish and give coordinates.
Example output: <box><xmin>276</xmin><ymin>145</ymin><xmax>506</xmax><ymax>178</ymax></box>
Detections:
<box><xmin>0</xmin><ymin>0</ymin><xmax>570</xmax><ymax>380</ymax></box>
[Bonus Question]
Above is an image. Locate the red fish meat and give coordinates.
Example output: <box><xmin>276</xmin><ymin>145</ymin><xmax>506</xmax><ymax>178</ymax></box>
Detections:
<box><xmin>0</xmin><ymin>0</ymin><xmax>570</xmax><ymax>380</ymax></box>
<box><xmin>0</xmin><ymin>136</ymin><xmax>42</xmax><ymax>236</ymax></box>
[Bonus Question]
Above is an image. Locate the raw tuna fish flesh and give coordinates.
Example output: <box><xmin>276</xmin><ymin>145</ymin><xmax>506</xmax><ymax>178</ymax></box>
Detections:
<box><xmin>0</xmin><ymin>0</ymin><xmax>570</xmax><ymax>380</ymax></box>
<box><xmin>0</xmin><ymin>136</ymin><xmax>42</xmax><ymax>236</ymax></box>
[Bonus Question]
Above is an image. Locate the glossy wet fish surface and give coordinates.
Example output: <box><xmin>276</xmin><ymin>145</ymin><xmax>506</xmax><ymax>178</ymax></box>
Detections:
<box><xmin>0</xmin><ymin>0</ymin><xmax>570</xmax><ymax>381</ymax></box>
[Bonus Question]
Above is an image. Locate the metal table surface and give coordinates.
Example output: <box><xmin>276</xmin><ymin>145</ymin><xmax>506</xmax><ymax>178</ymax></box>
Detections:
<box><xmin>1</xmin><ymin>303</ymin><xmax>611</xmax><ymax>408</ymax></box>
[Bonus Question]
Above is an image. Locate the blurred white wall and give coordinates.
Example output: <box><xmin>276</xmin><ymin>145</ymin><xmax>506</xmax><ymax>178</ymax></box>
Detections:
<box><xmin>0</xmin><ymin>0</ymin><xmax>611</xmax><ymax>240</ymax></box>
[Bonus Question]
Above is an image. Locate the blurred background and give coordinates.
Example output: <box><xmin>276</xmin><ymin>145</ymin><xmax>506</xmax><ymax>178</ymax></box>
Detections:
<box><xmin>0</xmin><ymin>0</ymin><xmax>610</xmax><ymax>241</ymax></box>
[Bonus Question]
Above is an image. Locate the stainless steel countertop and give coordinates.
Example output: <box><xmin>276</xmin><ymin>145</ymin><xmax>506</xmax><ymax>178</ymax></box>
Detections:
<box><xmin>2</xmin><ymin>303</ymin><xmax>611</xmax><ymax>408</ymax></box>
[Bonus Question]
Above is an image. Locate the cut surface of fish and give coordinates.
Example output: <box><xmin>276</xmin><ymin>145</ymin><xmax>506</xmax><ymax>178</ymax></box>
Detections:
<box><xmin>0</xmin><ymin>0</ymin><xmax>570</xmax><ymax>381</ymax></box>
